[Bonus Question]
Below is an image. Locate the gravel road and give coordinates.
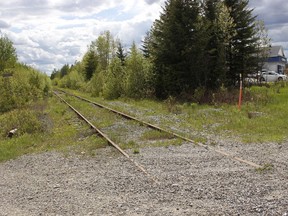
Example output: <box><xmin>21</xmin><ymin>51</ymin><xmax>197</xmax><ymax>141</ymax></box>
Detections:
<box><xmin>0</xmin><ymin>138</ymin><xmax>287</xmax><ymax>216</ymax></box>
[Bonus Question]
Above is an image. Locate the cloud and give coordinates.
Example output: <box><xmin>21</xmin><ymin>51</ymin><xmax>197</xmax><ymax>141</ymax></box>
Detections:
<box><xmin>0</xmin><ymin>20</ymin><xmax>10</xmax><ymax>28</ymax></box>
<box><xmin>145</xmin><ymin>0</ymin><xmax>161</xmax><ymax>5</ymax></box>
<box><xmin>0</xmin><ymin>0</ymin><xmax>166</xmax><ymax>74</ymax></box>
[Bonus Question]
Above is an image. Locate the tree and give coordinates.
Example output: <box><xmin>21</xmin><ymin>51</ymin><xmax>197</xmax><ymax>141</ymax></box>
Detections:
<box><xmin>253</xmin><ymin>20</ymin><xmax>271</xmax><ymax>73</ymax></box>
<box><xmin>116</xmin><ymin>41</ymin><xmax>126</xmax><ymax>66</ymax></box>
<box><xmin>60</xmin><ymin>64</ymin><xmax>70</xmax><ymax>78</ymax></box>
<box><xmin>94</xmin><ymin>30</ymin><xmax>116</xmax><ymax>71</ymax></box>
<box><xmin>83</xmin><ymin>49</ymin><xmax>98</xmax><ymax>80</ymax></box>
<box><xmin>204</xmin><ymin>0</ymin><xmax>235</xmax><ymax>89</ymax></box>
<box><xmin>224</xmin><ymin>0</ymin><xmax>258</xmax><ymax>85</ymax></box>
<box><xmin>125</xmin><ymin>42</ymin><xmax>155</xmax><ymax>98</ymax></box>
<box><xmin>141</xmin><ymin>31</ymin><xmax>153</xmax><ymax>59</ymax></box>
<box><xmin>103</xmin><ymin>58</ymin><xmax>125</xmax><ymax>99</ymax></box>
<box><xmin>0</xmin><ymin>33</ymin><xmax>17</xmax><ymax>72</ymax></box>
<box><xmin>150</xmin><ymin>0</ymin><xmax>206</xmax><ymax>98</ymax></box>
<box><xmin>83</xmin><ymin>31</ymin><xmax>116</xmax><ymax>81</ymax></box>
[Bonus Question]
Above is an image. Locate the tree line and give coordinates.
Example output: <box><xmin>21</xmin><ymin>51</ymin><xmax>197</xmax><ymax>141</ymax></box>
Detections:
<box><xmin>52</xmin><ymin>0</ymin><xmax>270</xmax><ymax>101</ymax></box>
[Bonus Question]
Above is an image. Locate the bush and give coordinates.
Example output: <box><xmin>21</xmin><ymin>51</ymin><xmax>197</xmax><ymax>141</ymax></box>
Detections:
<box><xmin>102</xmin><ymin>58</ymin><xmax>125</xmax><ymax>99</ymax></box>
<box><xmin>245</xmin><ymin>86</ymin><xmax>272</xmax><ymax>105</ymax></box>
<box><xmin>57</xmin><ymin>69</ymin><xmax>85</xmax><ymax>90</ymax></box>
<box><xmin>0</xmin><ymin>66</ymin><xmax>51</xmax><ymax>113</ymax></box>
<box><xmin>0</xmin><ymin>109</ymin><xmax>44</xmax><ymax>137</ymax></box>
<box><xmin>84</xmin><ymin>71</ymin><xmax>105</xmax><ymax>97</ymax></box>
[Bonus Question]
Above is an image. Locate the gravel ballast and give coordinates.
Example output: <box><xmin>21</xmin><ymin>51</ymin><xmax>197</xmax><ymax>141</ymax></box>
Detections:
<box><xmin>0</xmin><ymin>140</ymin><xmax>287</xmax><ymax>216</ymax></box>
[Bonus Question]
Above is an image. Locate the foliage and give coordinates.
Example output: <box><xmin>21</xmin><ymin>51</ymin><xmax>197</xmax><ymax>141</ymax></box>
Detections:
<box><xmin>124</xmin><ymin>42</ymin><xmax>155</xmax><ymax>98</ymax></box>
<box><xmin>85</xmin><ymin>70</ymin><xmax>105</xmax><ymax>97</ymax></box>
<box><xmin>224</xmin><ymin>0</ymin><xmax>259</xmax><ymax>85</ymax></box>
<box><xmin>102</xmin><ymin>58</ymin><xmax>125</xmax><ymax>99</ymax></box>
<box><xmin>58</xmin><ymin>69</ymin><xmax>85</xmax><ymax>90</ymax></box>
<box><xmin>0</xmin><ymin>33</ymin><xmax>17</xmax><ymax>71</ymax></box>
<box><xmin>150</xmin><ymin>0</ymin><xmax>206</xmax><ymax>98</ymax></box>
<box><xmin>0</xmin><ymin>34</ymin><xmax>51</xmax><ymax>113</ymax></box>
<box><xmin>0</xmin><ymin>97</ymin><xmax>107</xmax><ymax>162</ymax></box>
<box><xmin>52</xmin><ymin>1</ymin><xmax>269</xmax><ymax>101</ymax></box>
<box><xmin>0</xmin><ymin>64</ymin><xmax>51</xmax><ymax>113</ymax></box>
<box><xmin>146</xmin><ymin>0</ymin><xmax>264</xmax><ymax>98</ymax></box>
<box><xmin>116</xmin><ymin>40</ymin><xmax>127</xmax><ymax>66</ymax></box>
<box><xmin>204</xmin><ymin>0</ymin><xmax>236</xmax><ymax>89</ymax></box>
<box><xmin>0</xmin><ymin>108</ymin><xmax>44</xmax><ymax>137</ymax></box>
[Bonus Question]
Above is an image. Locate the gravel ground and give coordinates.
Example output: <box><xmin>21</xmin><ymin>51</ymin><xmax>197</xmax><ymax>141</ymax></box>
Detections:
<box><xmin>0</xmin><ymin>139</ymin><xmax>287</xmax><ymax>216</ymax></box>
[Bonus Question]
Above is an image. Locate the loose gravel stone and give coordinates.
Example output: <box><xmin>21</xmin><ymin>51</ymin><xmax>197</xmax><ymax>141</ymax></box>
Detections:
<box><xmin>0</xmin><ymin>141</ymin><xmax>287</xmax><ymax>215</ymax></box>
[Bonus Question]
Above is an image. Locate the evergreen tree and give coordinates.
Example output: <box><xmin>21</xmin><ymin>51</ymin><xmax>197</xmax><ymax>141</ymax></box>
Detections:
<box><xmin>116</xmin><ymin>41</ymin><xmax>126</xmax><ymax>66</ymax></box>
<box><xmin>60</xmin><ymin>64</ymin><xmax>70</xmax><ymax>78</ymax></box>
<box><xmin>224</xmin><ymin>0</ymin><xmax>258</xmax><ymax>85</ymax></box>
<box><xmin>204</xmin><ymin>0</ymin><xmax>235</xmax><ymax>89</ymax></box>
<box><xmin>151</xmin><ymin>0</ymin><xmax>205</xmax><ymax>98</ymax></box>
<box><xmin>141</xmin><ymin>31</ymin><xmax>153</xmax><ymax>59</ymax></box>
<box><xmin>83</xmin><ymin>49</ymin><xmax>98</xmax><ymax>80</ymax></box>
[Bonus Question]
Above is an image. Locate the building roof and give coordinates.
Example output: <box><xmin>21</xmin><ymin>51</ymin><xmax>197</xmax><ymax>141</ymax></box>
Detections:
<box><xmin>269</xmin><ymin>46</ymin><xmax>285</xmax><ymax>57</ymax></box>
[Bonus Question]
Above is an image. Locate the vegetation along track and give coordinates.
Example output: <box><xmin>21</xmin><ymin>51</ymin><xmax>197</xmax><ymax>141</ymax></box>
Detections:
<box><xmin>54</xmin><ymin>89</ymin><xmax>264</xmax><ymax>171</ymax></box>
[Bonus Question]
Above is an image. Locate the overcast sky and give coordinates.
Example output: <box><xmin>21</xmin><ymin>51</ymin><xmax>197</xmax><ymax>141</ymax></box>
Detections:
<box><xmin>0</xmin><ymin>0</ymin><xmax>287</xmax><ymax>74</ymax></box>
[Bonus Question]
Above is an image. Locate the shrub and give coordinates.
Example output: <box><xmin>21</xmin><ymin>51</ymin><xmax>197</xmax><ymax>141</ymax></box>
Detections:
<box><xmin>0</xmin><ymin>66</ymin><xmax>51</xmax><ymax>113</ymax></box>
<box><xmin>102</xmin><ymin>58</ymin><xmax>125</xmax><ymax>99</ymax></box>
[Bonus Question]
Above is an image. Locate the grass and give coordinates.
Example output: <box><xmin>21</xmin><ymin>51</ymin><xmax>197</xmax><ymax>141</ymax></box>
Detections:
<box><xmin>3</xmin><ymin>83</ymin><xmax>286</xmax><ymax>163</ymax></box>
<box><xmin>56</xmin><ymin>84</ymin><xmax>288</xmax><ymax>144</ymax></box>
<box><xmin>0</xmin><ymin>96</ymin><xmax>107</xmax><ymax>162</ymax></box>
<box><xmin>255</xmin><ymin>163</ymin><xmax>274</xmax><ymax>173</ymax></box>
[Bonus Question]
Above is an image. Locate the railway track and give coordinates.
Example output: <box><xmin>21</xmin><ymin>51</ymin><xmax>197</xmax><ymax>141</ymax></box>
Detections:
<box><xmin>54</xmin><ymin>89</ymin><xmax>263</xmax><ymax>175</ymax></box>
<box><xmin>53</xmin><ymin>91</ymin><xmax>160</xmax><ymax>184</ymax></box>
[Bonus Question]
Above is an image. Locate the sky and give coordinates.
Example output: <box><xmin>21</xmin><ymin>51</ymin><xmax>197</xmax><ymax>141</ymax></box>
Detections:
<box><xmin>0</xmin><ymin>0</ymin><xmax>287</xmax><ymax>75</ymax></box>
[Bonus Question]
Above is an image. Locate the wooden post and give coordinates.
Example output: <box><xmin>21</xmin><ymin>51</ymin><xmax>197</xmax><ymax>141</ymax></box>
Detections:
<box><xmin>238</xmin><ymin>73</ymin><xmax>243</xmax><ymax>111</ymax></box>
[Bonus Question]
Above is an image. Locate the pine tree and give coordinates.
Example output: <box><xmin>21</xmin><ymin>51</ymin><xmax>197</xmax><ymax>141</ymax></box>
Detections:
<box><xmin>116</xmin><ymin>41</ymin><xmax>126</xmax><ymax>66</ymax></box>
<box><xmin>151</xmin><ymin>0</ymin><xmax>205</xmax><ymax>98</ymax></box>
<box><xmin>83</xmin><ymin>49</ymin><xmax>98</xmax><ymax>81</ymax></box>
<box><xmin>204</xmin><ymin>0</ymin><xmax>235</xmax><ymax>89</ymax></box>
<box><xmin>141</xmin><ymin>31</ymin><xmax>153</xmax><ymax>59</ymax></box>
<box><xmin>224</xmin><ymin>0</ymin><xmax>258</xmax><ymax>85</ymax></box>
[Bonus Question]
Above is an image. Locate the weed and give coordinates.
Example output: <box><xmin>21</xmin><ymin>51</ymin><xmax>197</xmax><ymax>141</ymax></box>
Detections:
<box><xmin>141</xmin><ymin>130</ymin><xmax>174</xmax><ymax>140</ymax></box>
<box><xmin>164</xmin><ymin>96</ymin><xmax>182</xmax><ymax>114</ymax></box>
<box><xmin>133</xmin><ymin>148</ymin><xmax>140</xmax><ymax>154</ymax></box>
<box><xmin>121</xmin><ymin>140</ymin><xmax>138</xmax><ymax>150</ymax></box>
<box><xmin>256</xmin><ymin>163</ymin><xmax>274</xmax><ymax>173</ymax></box>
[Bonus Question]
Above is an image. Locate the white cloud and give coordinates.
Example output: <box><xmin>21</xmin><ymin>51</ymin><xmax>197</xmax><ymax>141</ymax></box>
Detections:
<box><xmin>0</xmin><ymin>0</ymin><xmax>165</xmax><ymax>74</ymax></box>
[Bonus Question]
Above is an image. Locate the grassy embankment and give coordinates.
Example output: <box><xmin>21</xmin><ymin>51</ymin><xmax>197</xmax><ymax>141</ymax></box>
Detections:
<box><xmin>1</xmin><ymin>83</ymin><xmax>287</xmax><ymax>162</ymax></box>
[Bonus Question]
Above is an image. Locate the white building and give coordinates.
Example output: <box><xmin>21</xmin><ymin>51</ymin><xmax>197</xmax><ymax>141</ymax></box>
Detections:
<box><xmin>263</xmin><ymin>46</ymin><xmax>287</xmax><ymax>74</ymax></box>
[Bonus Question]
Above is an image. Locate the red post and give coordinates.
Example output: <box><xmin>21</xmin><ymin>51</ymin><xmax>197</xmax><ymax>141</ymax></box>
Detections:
<box><xmin>238</xmin><ymin>73</ymin><xmax>243</xmax><ymax>110</ymax></box>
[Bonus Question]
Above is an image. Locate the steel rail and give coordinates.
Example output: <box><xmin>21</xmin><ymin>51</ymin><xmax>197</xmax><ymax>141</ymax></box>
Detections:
<box><xmin>57</xmin><ymin>89</ymin><xmax>263</xmax><ymax>169</ymax></box>
<box><xmin>53</xmin><ymin>91</ymin><xmax>159</xmax><ymax>184</ymax></box>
